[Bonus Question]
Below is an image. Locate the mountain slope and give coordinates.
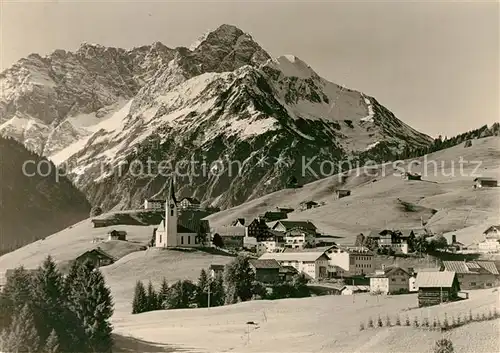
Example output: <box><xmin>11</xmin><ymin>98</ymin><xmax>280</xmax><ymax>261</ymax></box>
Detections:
<box><xmin>0</xmin><ymin>136</ymin><xmax>91</xmax><ymax>254</ymax></box>
<box><xmin>207</xmin><ymin>136</ymin><xmax>500</xmax><ymax>245</ymax></box>
<box><xmin>1</xmin><ymin>24</ymin><xmax>432</xmax><ymax>210</ymax></box>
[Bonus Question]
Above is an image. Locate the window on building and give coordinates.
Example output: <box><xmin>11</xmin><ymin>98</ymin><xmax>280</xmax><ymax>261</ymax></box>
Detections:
<box><xmin>181</xmin><ymin>236</ymin><xmax>184</xmax><ymax>245</ymax></box>
<box><xmin>486</xmin><ymin>283</ymin><xmax>492</xmax><ymax>287</ymax></box>
<box><xmin>188</xmin><ymin>236</ymin><xmax>191</xmax><ymax>245</ymax></box>
<box><xmin>470</xmin><ymin>282</ymin><xmax>476</xmax><ymax>286</ymax></box>
<box><xmin>171</xmin><ymin>210</ymin><xmax>174</xmax><ymax>216</ymax></box>
<box><xmin>391</xmin><ymin>278</ymin><xmax>396</xmax><ymax>282</ymax></box>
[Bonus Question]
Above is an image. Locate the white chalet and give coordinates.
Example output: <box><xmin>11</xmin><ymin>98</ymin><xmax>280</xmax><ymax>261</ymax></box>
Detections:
<box><xmin>259</xmin><ymin>252</ymin><xmax>329</xmax><ymax>280</ymax></box>
<box><xmin>144</xmin><ymin>198</ymin><xmax>165</xmax><ymax>210</ymax></box>
<box><xmin>324</xmin><ymin>245</ymin><xmax>374</xmax><ymax>277</ymax></box>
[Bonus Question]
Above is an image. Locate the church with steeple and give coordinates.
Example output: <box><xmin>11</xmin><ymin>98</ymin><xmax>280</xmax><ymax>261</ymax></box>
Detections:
<box><xmin>154</xmin><ymin>178</ymin><xmax>210</xmax><ymax>248</ymax></box>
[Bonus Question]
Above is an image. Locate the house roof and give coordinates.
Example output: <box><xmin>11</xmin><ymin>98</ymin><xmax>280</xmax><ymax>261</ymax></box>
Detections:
<box><xmin>474</xmin><ymin>177</ymin><xmax>498</xmax><ymax>182</ymax></box>
<box><xmin>483</xmin><ymin>225</ymin><xmax>500</xmax><ymax>234</ymax></box>
<box><xmin>441</xmin><ymin>261</ymin><xmax>498</xmax><ymax>275</ymax></box>
<box><xmin>231</xmin><ymin>218</ymin><xmax>246</xmax><ymax>226</ymax></box>
<box><xmin>180</xmin><ymin>197</ymin><xmax>200</xmax><ymax>204</ymax></box>
<box><xmin>249</xmin><ymin>259</ymin><xmax>281</xmax><ymax>269</ymax></box>
<box><xmin>259</xmin><ymin>252</ymin><xmax>328</xmax><ymax>262</ymax></box>
<box><xmin>284</xmin><ymin>246</ymin><xmax>334</xmax><ymax>254</ymax></box>
<box><xmin>279</xmin><ymin>266</ymin><xmax>299</xmax><ymax>274</ymax></box>
<box><xmin>273</xmin><ymin>220</ymin><xmax>317</xmax><ymax>232</ymax></box>
<box><xmin>336</xmin><ymin>189</ymin><xmax>351</xmax><ymax>193</ymax></box>
<box><xmin>210</xmin><ymin>264</ymin><xmax>225</xmax><ymax>270</ymax></box>
<box><xmin>146</xmin><ymin>198</ymin><xmax>165</xmax><ymax>202</ymax></box>
<box><xmin>107</xmin><ymin>230</ymin><xmax>127</xmax><ymax>236</ymax></box>
<box><xmin>300</xmin><ymin>200</ymin><xmax>318</xmax><ymax>205</ymax></box>
<box><xmin>476</xmin><ymin>261</ymin><xmax>499</xmax><ymax>275</ymax></box>
<box><xmin>212</xmin><ymin>226</ymin><xmax>246</xmax><ymax>237</ymax></box>
<box><xmin>324</xmin><ymin>245</ymin><xmax>373</xmax><ymax>256</ymax></box>
<box><xmin>415</xmin><ymin>271</ymin><xmax>457</xmax><ymax>288</ymax></box>
<box><xmin>261</xmin><ymin>211</ymin><xmax>288</xmax><ymax>220</ymax></box>
<box><xmin>77</xmin><ymin>247</ymin><xmax>117</xmax><ymax>262</ymax></box>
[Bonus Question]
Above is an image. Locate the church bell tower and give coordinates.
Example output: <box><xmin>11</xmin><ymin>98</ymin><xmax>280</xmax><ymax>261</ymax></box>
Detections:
<box><xmin>165</xmin><ymin>177</ymin><xmax>178</xmax><ymax>247</ymax></box>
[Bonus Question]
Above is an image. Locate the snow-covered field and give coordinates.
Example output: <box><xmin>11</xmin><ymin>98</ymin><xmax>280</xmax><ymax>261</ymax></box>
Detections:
<box><xmin>112</xmin><ymin>289</ymin><xmax>499</xmax><ymax>353</ymax></box>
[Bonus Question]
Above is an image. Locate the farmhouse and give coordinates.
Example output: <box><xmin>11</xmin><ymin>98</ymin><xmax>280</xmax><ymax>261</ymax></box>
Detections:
<box><xmin>246</xmin><ymin>217</ymin><xmax>269</xmax><ymax>238</ymax></box>
<box><xmin>144</xmin><ymin>198</ymin><xmax>165</xmax><ymax>210</ymax></box>
<box><xmin>283</xmin><ymin>227</ymin><xmax>316</xmax><ymax>250</ymax></box>
<box><xmin>75</xmin><ymin>247</ymin><xmax>116</xmax><ymax>268</ymax></box>
<box><xmin>335</xmin><ymin>189</ymin><xmax>351</xmax><ymax>199</ymax></box>
<box><xmin>341</xmin><ymin>285</ymin><xmax>369</xmax><ymax>295</ymax></box>
<box><xmin>473</xmin><ymin>177</ymin><xmax>498</xmax><ymax>188</ymax></box>
<box><xmin>415</xmin><ymin>271</ymin><xmax>460</xmax><ymax>307</ymax></box>
<box><xmin>299</xmin><ymin>201</ymin><xmax>318</xmax><ymax>211</ymax></box>
<box><xmin>259</xmin><ymin>252</ymin><xmax>329</xmax><ymax>280</ymax></box>
<box><xmin>155</xmin><ymin>180</ymin><xmax>210</xmax><ymax>248</ymax></box>
<box><xmin>478</xmin><ymin>225</ymin><xmax>500</xmax><ymax>253</ymax></box>
<box><xmin>107</xmin><ymin>229</ymin><xmax>127</xmax><ymax>241</ymax></box>
<box><xmin>91</xmin><ymin>219</ymin><xmax>110</xmax><ymax>228</ymax></box>
<box><xmin>483</xmin><ymin>225</ymin><xmax>500</xmax><ymax>239</ymax></box>
<box><xmin>231</xmin><ymin>218</ymin><xmax>245</xmax><ymax>226</ymax></box>
<box><xmin>249</xmin><ymin>259</ymin><xmax>281</xmax><ymax>284</ymax></box>
<box><xmin>178</xmin><ymin>197</ymin><xmax>201</xmax><ymax>210</ymax></box>
<box><xmin>369</xmin><ymin>229</ymin><xmax>412</xmax><ymax>254</ymax></box>
<box><xmin>403</xmin><ymin>172</ymin><xmax>422</xmax><ymax>181</ymax></box>
<box><xmin>271</xmin><ymin>220</ymin><xmax>318</xmax><ymax>234</ymax></box>
<box><xmin>260</xmin><ymin>211</ymin><xmax>288</xmax><ymax>222</ymax></box>
<box><xmin>324</xmin><ymin>245</ymin><xmax>374</xmax><ymax>277</ymax></box>
<box><xmin>211</xmin><ymin>226</ymin><xmax>245</xmax><ymax>249</ymax></box>
<box><xmin>256</xmin><ymin>230</ymin><xmax>285</xmax><ymax>255</ymax></box>
<box><xmin>276</xmin><ymin>207</ymin><xmax>294</xmax><ymax>214</ymax></box>
<box><xmin>369</xmin><ymin>266</ymin><xmax>410</xmax><ymax>294</ymax></box>
<box><xmin>441</xmin><ymin>261</ymin><xmax>500</xmax><ymax>290</ymax></box>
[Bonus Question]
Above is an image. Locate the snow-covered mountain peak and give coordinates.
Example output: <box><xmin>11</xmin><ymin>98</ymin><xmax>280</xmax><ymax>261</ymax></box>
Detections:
<box><xmin>269</xmin><ymin>55</ymin><xmax>318</xmax><ymax>79</ymax></box>
<box><xmin>0</xmin><ymin>24</ymin><xmax>433</xmax><ymax>210</ymax></box>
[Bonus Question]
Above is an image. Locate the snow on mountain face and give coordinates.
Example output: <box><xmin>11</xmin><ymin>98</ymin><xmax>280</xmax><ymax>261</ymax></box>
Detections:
<box><xmin>0</xmin><ymin>24</ymin><xmax>432</xmax><ymax>210</ymax></box>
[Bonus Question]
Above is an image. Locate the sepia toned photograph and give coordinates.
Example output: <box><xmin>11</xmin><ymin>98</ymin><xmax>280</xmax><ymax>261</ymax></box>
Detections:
<box><xmin>0</xmin><ymin>0</ymin><xmax>498</xmax><ymax>352</ymax></box>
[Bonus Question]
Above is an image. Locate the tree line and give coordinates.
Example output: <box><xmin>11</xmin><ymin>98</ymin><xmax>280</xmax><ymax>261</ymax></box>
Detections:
<box><xmin>397</xmin><ymin>123</ymin><xmax>500</xmax><ymax>160</ymax></box>
<box><xmin>132</xmin><ymin>255</ymin><xmax>310</xmax><ymax>314</ymax></box>
<box><xmin>0</xmin><ymin>256</ymin><xmax>114</xmax><ymax>353</ymax></box>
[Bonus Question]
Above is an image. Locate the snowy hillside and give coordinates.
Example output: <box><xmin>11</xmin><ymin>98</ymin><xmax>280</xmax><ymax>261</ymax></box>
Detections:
<box><xmin>0</xmin><ymin>24</ymin><xmax>432</xmax><ymax>210</ymax></box>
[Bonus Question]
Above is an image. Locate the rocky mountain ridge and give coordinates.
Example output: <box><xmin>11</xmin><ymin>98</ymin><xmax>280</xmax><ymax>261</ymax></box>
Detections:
<box><xmin>0</xmin><ymin>24</ymin><xmax>432</xmax><ymax>210</ymax></box>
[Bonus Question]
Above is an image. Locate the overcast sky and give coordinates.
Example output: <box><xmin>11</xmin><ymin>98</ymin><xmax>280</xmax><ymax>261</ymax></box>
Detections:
<box><xmin>1</xmin><ymin>0</ymin><xmax>498</xmax><ymax>137</ymax></box>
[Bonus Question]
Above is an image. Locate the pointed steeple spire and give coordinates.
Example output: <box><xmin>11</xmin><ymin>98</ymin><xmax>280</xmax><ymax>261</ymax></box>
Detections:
<box><xmin>168</xmin><ymin>176</ymin><xmax>177</xmax><ymax>204</ymax></box>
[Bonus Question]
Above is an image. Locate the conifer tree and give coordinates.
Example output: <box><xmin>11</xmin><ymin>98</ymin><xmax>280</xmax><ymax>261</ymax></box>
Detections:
<box><xmin>146</xmin><ymin>280</ymin><xmax>158</xmax><ymax>312</ymax></box>
<box><xmin>31</xmin><ymin>256</ymin><xmax>75</xmax><ymax>350</ymax></box>
<box><xmin>164</xmin><ymin>280</ymin><xmax>197</xmax><ymax>309</ymax></box>
<box><xmin>132</xmin><ymin>281</ymin><xmax>147</xmax><ymax>314</ymax></box>
<box><xmin>211</xmin><ymin>273</ymin><xmax>225</xmax><ymax>307</ymax></box>
<box><xmin>72</xmin><ymin>261</ymin><xmax>114</xmax><ymax>353</ymax></box>
<box><xmin>6</xmin><ymin>304</ymin><xmax>40</xmax><ymax>353</ymax></box>
<box><xmin>44</xmin><ymin>329</ymin><xmax>60</xmax><ymax>353</ymax></box>
<box><xmin>158</xmin><ymin>278</ymin><xmax>170</xmax><ymax>309</ymax></box>
<box><xmin>196</xmin><ymin>269</ymin><xmax>209</xmax><ymax>308</ymax></box>
<box><xmin>223</xmin><ymin>256</ymin><xmax>255</xmax><ymax>302</ymax></box>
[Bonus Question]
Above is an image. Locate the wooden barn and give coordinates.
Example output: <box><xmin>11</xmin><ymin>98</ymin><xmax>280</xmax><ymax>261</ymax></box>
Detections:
<box><xmin>473</xmin><ymin>177</ymin><xmax>498</xmax><ymax>189</ymax></box>
<box><xmin>335</xmin><ymin>190</ymin><xmax>351</xmax><ymax>199</ymax></box>
<box><xmin>75</xmin><ymin>247</ymin><xmax>116</xmax><ymax>268</ymax></box>
<box><xmin>107</xmin><ymin>229</ymin><xmax>127</xmax><ymax>241</ymax></box>
<box><xmin>415</xmin><ymin>271</ymin><xmax>460</xmax><ymax>307</ymax></box>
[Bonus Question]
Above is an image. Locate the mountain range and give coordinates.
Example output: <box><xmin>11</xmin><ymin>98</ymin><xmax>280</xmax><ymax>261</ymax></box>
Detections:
<box><xmin>0</xmin><ymin>24</ymin><xmax>433</xmax><ymax>210</ymax></box>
